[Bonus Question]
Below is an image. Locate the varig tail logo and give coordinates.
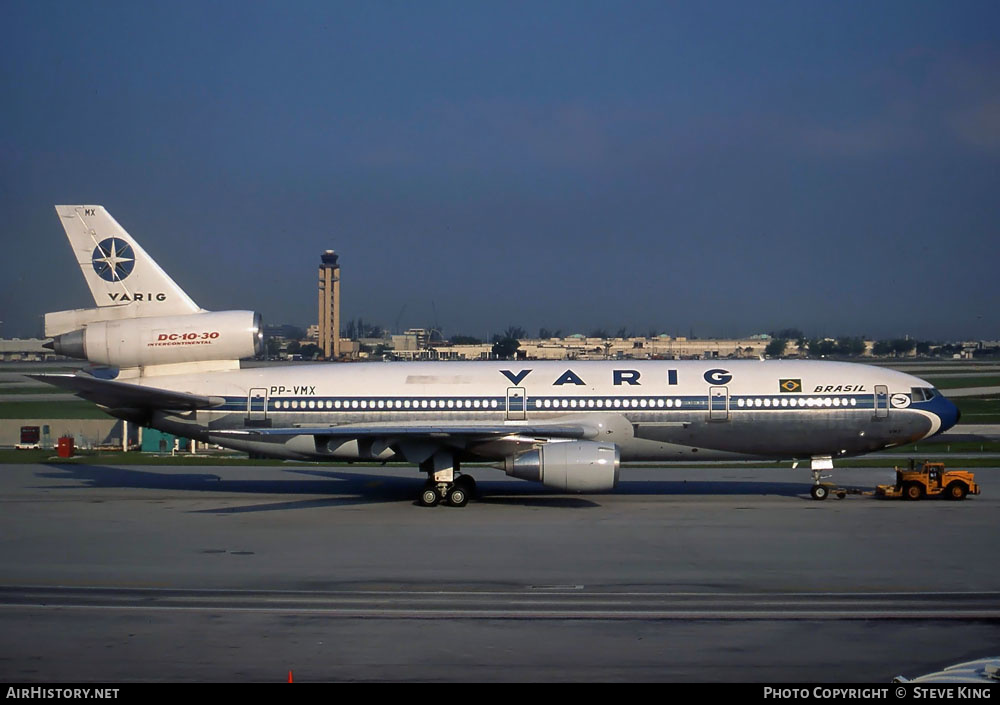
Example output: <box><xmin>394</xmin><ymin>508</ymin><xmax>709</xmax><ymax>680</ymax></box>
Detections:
<box><xmin>92</xmin><ymin>238</ymin><xmax>135</xmax><ymax>282</ymax></box>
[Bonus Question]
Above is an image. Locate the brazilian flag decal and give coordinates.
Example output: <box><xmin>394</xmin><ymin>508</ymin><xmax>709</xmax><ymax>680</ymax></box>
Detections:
<box><xmin>779</xmin><ymin>378</ymin><xmax>802</xmax><ymax>393</ymax></box>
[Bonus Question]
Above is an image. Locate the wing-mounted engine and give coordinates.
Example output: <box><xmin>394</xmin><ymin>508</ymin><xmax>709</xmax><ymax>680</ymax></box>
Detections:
<box><xmin>47</xmin><ymin>310</ymin><xmax>263</xmax><ymax>368</ymax></box>
<box><xmin>504</xmin><ymin>441</ymin><xmax>620</xmax><ymax>492</ymax></box>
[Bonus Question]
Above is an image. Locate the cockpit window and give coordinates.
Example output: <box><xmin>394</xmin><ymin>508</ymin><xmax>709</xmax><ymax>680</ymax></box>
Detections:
<box><xmin>911</xmin><ymin>387</ymin><xmax>937</xmax><ymax>402</ymax></box>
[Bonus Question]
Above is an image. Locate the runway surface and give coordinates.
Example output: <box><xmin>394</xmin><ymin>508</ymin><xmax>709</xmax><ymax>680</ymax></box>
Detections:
<box><xmin>1</xmin><ymin>461</ymin><xmax>998</xmax><ymax>682</ymax></box>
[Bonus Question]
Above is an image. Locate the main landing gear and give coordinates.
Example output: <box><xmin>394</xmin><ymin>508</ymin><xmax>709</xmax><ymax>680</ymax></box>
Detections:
<box><xmin>418</xmin><ymin>450</ymin><xmax>476</xmax><ymax>507</ymax></box>
<box><xmin>419</xmin><ymin>474</ymin><xmax>477</xmax><ymax>508</ymax></box>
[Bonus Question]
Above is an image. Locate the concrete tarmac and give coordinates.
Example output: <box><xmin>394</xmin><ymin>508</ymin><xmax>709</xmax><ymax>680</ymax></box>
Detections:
<box><xmin>1</xmin><ymin>461</ymin><xmax>998</xmax><ymax>682</ymax></box>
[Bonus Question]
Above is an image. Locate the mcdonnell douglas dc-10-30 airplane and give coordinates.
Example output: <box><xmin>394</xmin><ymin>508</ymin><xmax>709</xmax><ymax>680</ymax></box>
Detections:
<box><xmin>36</xmin><ymin>206</ymin><xmax>961</xmax><ymax>506</ymax></box>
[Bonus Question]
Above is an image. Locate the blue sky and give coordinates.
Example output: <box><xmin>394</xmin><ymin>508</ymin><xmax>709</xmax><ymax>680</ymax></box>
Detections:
<box><xmin>2</xmin><ymin>1</ymin><xmax>998</xmax><ymax>341</ymax></box>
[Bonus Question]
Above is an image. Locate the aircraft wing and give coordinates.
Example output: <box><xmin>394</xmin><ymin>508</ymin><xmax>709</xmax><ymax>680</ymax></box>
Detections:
<box><xmin>212</xmin><ymin>422</ymin><xmax>596</xmax><ymax>463</ymax></box>
<box><xmin>29</xmin><ymin>373</ymin><xmax>223</xmax><ymax>411</ymax></box>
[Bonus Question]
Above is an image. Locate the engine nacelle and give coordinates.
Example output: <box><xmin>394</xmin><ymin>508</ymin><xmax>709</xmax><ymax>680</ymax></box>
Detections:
<box><xmin>504</xmin><ymin>441</ymin><xmax>620</xmax><ymax>492</ymax></box>
<box><xmin>49</xmin><ymin>310</ymin><xmax>262</xmax><ymax>368</ymax></box>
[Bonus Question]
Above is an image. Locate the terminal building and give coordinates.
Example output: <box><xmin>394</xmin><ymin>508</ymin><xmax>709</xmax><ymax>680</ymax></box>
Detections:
<box><xmin>428</xmin><ymin>334</ymin><xmax>778</xmax><ymax>361</ymax></box>
<box><xmin>350</xmin><ymin>333</ymin><xmax>789</xmax><ymax>361</ymax></box>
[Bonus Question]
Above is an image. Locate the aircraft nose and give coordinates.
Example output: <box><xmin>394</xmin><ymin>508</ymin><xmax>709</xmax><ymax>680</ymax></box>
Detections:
<box><xmin>935</xmin><ymin>394</ymin><xmax>961</xmax><ymax>434</ymax></box>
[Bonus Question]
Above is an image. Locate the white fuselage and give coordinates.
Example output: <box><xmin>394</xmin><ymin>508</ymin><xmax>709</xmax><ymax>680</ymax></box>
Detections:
<box><xmin>135</xmin><ymin>358</ymin><xmax>957</xmax><ymax>463</ymax></box>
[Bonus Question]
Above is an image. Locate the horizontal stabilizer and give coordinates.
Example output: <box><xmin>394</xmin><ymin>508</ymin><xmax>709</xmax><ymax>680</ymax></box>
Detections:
<box><xmin>45</xmin><ymin>305</ymin><xmax>158</xmax><ymax>338</ymax></box>
<box><xmin>30</xmin><ymin>373</ymin><xmax>223</xmax><ymax>411</ymax></box>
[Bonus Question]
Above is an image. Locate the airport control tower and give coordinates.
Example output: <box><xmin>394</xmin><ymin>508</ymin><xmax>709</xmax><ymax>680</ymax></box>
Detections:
<box><xmin>318</xmin><ymin>250</ymin><xmax>341</xmax><ymax>359</ymax></box>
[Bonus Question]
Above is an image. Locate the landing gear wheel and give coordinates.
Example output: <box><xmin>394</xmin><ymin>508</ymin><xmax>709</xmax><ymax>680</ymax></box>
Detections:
<box><xmin>446</xmin><ymin>486</ymin><xmax>469</xmax><ymax>507</ymax></box>
<box><xmin>419</xmin><ymin>487</ymin><xmax>440</xmax><ymax>507</ymax></box>
<box><xmin>810</xmin><ymin>485</ymin><xmax>829</xmax><ymax>501</ymax></box>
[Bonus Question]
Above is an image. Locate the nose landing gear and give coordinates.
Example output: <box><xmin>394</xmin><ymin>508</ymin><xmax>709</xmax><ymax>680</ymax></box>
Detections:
<box><xmin>808</xmin><ymin>455</ymin><xmax>847</xmax><ymax>500</ymax></box>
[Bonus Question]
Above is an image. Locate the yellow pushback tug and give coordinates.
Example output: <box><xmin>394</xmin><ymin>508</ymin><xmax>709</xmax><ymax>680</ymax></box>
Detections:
<box><xmin>875</xmin><ymin>461</ymin><xmax>980</xmax><ymax>501</ymax></box>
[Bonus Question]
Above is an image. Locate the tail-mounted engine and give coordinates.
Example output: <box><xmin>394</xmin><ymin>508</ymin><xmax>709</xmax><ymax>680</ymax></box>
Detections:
<box><xmin>47</xmin><ymin>310</ymin><xmax>263</xmax><ymax>368</ymax></box>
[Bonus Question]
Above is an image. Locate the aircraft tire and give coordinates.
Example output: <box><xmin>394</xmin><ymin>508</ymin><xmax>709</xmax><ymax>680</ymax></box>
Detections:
<box><xmin>810</xmin><ymin>485</ymin><xmax>829</xmax><ymax>501</ymax></box>
<box><xmin>419</xmin><ymin>487</ymin><xmax>440</xmax><ymax>507</ymax></box>
<box><xmin>447</xmin><ymin>487</ymin><xmax>469</xmax><ymax>508</ymax></box>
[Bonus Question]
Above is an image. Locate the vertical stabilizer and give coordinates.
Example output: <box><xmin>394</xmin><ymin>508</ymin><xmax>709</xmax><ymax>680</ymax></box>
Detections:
<box><xmin>54</xmin><ymin>205</ymin><xmax>200</xmax><ymax>316</ymax></box>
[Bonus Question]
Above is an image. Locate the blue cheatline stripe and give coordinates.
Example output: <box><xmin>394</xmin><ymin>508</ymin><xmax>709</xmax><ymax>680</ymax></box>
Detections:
<box><xmin>216</xmin><ymin>393</ymin><xmax>885</xmax><ymax>413</ymax></box>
